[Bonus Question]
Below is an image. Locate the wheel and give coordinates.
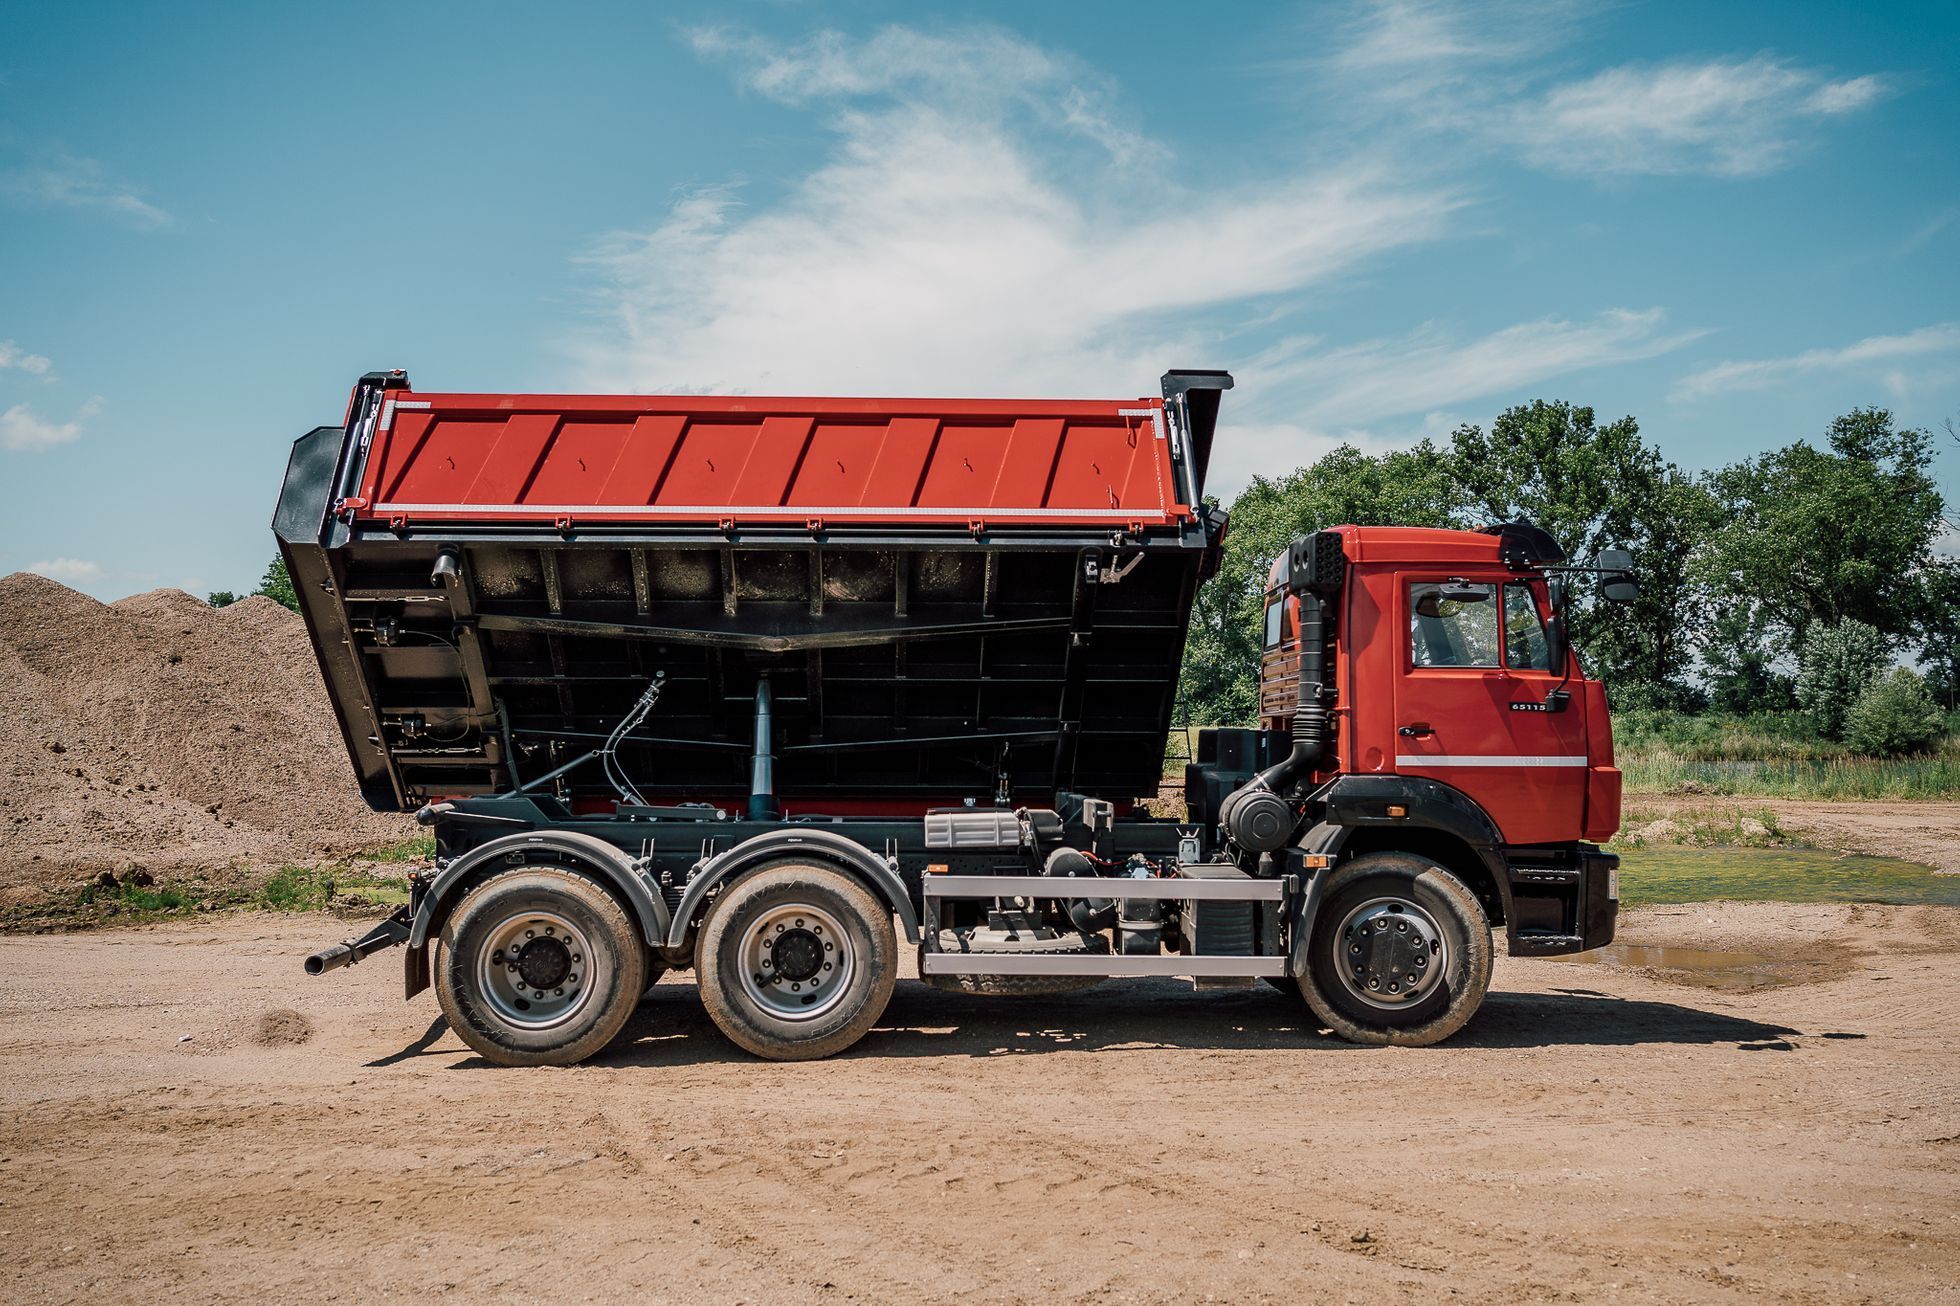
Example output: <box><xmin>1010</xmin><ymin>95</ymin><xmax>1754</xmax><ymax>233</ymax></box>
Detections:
<box><xmin>920</xmin><ymin>927</ymin><xmax>1108</xmax><ymax>997</ymax></box>
<box><xmin>695</xmin><ymin>862</ymin><xmax>898</xmax><ymax>1060</ymax></box>
<box><xmin>1297</xmin><ymin>852</ymin><xmax>1492</xmax><ymax>1047</ymax></box>
<box><xmin>436</xmin><ymin>867</ymin><xmax>649</xmax><ymax>1066</ymax></box>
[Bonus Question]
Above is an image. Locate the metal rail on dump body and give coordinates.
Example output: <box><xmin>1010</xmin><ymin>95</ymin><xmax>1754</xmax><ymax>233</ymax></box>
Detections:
<box><xmin>275</xmin><ymin>370</ymin><xmax>1233</xmax><ymax>813</ymax></box>
<box><xmin>920</xmin><ymin>874</ymin><xmax>1289</xmax><ymax>979</ymax></box>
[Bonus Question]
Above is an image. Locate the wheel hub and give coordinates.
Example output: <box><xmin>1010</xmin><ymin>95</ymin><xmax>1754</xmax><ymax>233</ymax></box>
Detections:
<box><xmin>476</xmin><ymin>910</ymin><xmax>596</xmax><ymax>1031</ymax></box>
<box><xmin>771</xmin><ymin>928</ymin><xmax>823</xmax><ymax>982</ymax></box>
<box><xmin>516</xmin><ymin>936</ymin><xmax>572</xmax><ymax>990</ymax></box>
<box><xmin>737</xmin><ymin>903</ymin><xmax>854</xmax><ymax>1023</ymax></box>
<box><xmin>1333</xmin><ymin>897</ymin><xmax>1447</xmax><ymax>1010</ymax></box>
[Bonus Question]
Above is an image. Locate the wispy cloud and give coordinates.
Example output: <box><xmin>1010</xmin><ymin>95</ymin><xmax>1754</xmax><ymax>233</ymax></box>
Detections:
<box><xmin>576</xmin><ymin>25</ymin><xmax>1462</xmax><ymax>402</ymax></box>
<box><xmin>0</xmin><ymin>147</ymin><xmax>170</xmax><ymax>227</ymax></box>
<box><xmin>1502</xmin><ymin>56</ymin><xmax>1891</xmax><ymax>177</ymax></box>
<box><xmin>1318</xmin><ymin>3</ymin><xmax>1889</xmax><ymax>179</ymax></box>
<box><xmin>25</xmin><ymin>557</ymin><xmax>102</xmax><ymax>584</ymax></box>
<box><xmin>0</xmin><ymin>339</ymin><xmax>54</xmax><ymax>377</ymax></box>
<box><xmin>1672</xmin><ymin>323</ymin><xmax>1960</xmax><ymax>400</ymax></box>
<box><xmin>0</xmin><ymin>395</ymin><xmax>102</xmax><ymax>452</ymax></box>
<box><xmin>1249</xmin><ymin>309</ymin><xmax>1704</xmax><ymax>427</ymax></box>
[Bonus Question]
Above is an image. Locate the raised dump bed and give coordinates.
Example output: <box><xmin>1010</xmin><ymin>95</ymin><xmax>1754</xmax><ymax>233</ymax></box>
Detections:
<box><xmin>275</xmin><ymin>370</ymin><xmax>1232</xmax><ymax>812</ymax></box>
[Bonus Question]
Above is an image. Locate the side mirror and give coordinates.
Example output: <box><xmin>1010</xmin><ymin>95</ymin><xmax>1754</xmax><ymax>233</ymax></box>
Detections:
<box><xmin>1596</xmin><ymin>548</ymin><xmax>1638</xmax><ymax>605</ymax></box>
<box><xmin>1546</xmin><ymin>579</ymin><xmax>1570</xmax><ymax>670</ymax></box>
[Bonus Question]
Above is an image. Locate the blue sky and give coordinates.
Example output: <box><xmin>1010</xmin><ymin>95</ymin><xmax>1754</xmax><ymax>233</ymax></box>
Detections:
<box><xmin>2</xmin><ymin>1</ymin><xmax>1956</xmax><ymax>599</ymax></box>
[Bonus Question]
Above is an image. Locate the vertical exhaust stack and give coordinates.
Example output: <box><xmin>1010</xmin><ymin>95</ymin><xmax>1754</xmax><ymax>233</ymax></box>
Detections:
<box><xmin>1219</xmin><ymin>531</ymin><xmax>1347</xmax><ymax>853</ymax></box>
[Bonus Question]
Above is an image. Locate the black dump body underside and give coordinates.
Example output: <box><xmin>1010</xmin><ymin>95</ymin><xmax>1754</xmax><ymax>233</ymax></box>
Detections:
<box><xmin>274</xmin><ymin>383</ymin><xmax>1229</xmax><ymax>813</ymax></box>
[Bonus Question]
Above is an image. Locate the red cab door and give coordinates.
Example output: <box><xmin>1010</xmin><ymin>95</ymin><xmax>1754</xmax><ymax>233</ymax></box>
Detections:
<box><xmin>1391</xmin><ymin>574</ymin><xmax>1588</xmax><ymax>846</ymax></box>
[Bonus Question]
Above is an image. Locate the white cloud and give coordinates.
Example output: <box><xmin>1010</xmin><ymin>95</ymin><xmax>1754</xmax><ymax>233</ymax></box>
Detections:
<box><xmin>1502</xmin><ymin>56</ymin><xmax>1890</xmax><ymax>177</ymax></box>
<box><xmin>1315</xmin><ymin>6</ymin><xmax>1887</xmax><ymax>179</ymax></box>
<box><xmin>0</xmin><ymin>396</ymin><xmax>102</xmax><ymax>452</ymax></box>
<box><xmin>1193</xmin><ymin>309</ymin><xmax>1700</xmax><ymax>495</ymax></box>
<box><xmin>1672</xmin><ymin>323</ymin><xmax>1960</xmax><ymax>400</ymax></box>
<box><xmin>576</xmin><ymin>26</ymin><xmax>1461</xmax><ymax>403</ymax></box>
<box><xmin>0</xmin><ymin>340</ymin><xmax>54</xmax><ymax>377</ymax></box>
<box><xmin>26</xmin><ymin>557</ymin><xmax>102</xmax><ymax>584</ymax></box>
<box><xmin>0</xmin><ymin>149</ymin><xmax>170</xmax><ymax>227</ymax></box>
<box><xmin>1243</xmin><ymin>309</ymin><xmax>1702</xmax><ymax>426</ymax></box>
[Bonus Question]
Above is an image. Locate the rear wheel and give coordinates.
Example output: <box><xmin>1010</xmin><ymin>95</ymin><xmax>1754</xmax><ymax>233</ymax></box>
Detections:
<box><xmin>1298</xmin><ymin>852</ymin><xmax>1491</xmax><ymax>1047</ymax></box>
<box><xmin>696</xmin><ymin>862</ymin><xmax>897</xmax><ymax>1060</ymax></box>
<box><xmin>436</xmin><ymin>867</ymin><xmax>648</xmax><ymax>1066</ymax></box>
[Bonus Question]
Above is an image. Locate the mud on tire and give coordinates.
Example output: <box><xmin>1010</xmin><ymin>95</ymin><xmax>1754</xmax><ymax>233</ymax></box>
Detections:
<box><xmin>1297</xmin><ymin>851</ymin><xmax>1492</xmax><ymax>1047</ymax></box>
<box><xmin>696</xmin><ymin>861</ymin><xmax>898</xmax><ymax>1061</ymax></box>
<box><xmin>436</xmin><ymin>867</ymin><xmax>649</xmax><ymax>1067</ymax></box>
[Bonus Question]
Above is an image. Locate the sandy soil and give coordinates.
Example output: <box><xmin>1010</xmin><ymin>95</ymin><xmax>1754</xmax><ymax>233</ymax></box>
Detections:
<box><xmin>4</xmin><ymin>903</ymin><xmax>1956</xmax><ymax>1304</ymax></box>
<box><xmin>1630</xmin><ymin>795</ymin><xmax>1960</xmax><ymax>872</ymax></box>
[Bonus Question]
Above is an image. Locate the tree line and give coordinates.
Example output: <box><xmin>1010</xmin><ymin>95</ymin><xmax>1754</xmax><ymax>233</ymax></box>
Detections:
<box><xmin>1177</xmin><ymin>402</ymin><xmax>1957</xmax><ymax>752</ymax></box>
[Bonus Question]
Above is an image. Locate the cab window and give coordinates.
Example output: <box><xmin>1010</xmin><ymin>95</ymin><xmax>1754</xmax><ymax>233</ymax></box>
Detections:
<box><xmin>1263</xmin><ymin>593</ymin><xmax>1285</xmax><ymax>648</ymax></box>
<box><xmin>1503</xmin><ymin>585</ymin><xmax>1553</xmax><ymax>671</ymax></box>
<box><xmin>1409</xmin><ymin>582</ymin><xmax>1499</xmax><ymax>667</ymax></box>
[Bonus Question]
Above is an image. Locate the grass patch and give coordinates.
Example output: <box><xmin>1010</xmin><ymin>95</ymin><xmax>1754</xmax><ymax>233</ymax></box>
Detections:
<box><xmin>260</xmin><ymin>864</ymin><xmax>338</xmax><ymax>911</ymax></box>
<box><xmin>1619</xmin><ymin>754</ymin><xmax>1960</xmax><ymax>800</ymax></box>
<box><xmin>1612</xmin><ymin>802</ymin><xmax>1789</xmax><ymax>850</ymax></box>
<box><xmin>360</xmin><ymin>834</ymin><xmax>436</xmax><ymax>864</ymax></box>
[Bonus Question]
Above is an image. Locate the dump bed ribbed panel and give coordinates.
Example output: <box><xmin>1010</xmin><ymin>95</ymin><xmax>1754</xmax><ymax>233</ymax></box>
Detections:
<box><xmin>353</xmin><ymin>393</ymin><xmax>1185</xmax><ymax>531</ymax></box>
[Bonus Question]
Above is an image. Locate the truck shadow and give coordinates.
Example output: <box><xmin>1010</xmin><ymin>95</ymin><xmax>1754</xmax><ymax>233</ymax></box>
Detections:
<box><xmin>553</xmin><ymin>979</ymin><xmax>1807</xmax><ymax>1068</ymax></box>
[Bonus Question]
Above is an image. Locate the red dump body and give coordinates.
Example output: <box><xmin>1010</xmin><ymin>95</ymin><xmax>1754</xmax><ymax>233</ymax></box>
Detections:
<box><xmin>342</xmin><ymin>389</ymin><xmax>1196</xmax><ymax>531</ymax></box>
<box><xmin>280</xmin><ymin>371</ymin><xmax>1231</xmax><ymax>810</ymax></box>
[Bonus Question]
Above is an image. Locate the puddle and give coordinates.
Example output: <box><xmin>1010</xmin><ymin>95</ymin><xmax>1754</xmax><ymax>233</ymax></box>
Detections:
<box><xmin>1612</xmin><ymin>848</ymin><xmax>1960</xmax><ymax>908</ymax></box>
<box><xmin>1553</xmin><ymin>943</ymin><xmax>1791</xmax><ymax>990</ymax></box>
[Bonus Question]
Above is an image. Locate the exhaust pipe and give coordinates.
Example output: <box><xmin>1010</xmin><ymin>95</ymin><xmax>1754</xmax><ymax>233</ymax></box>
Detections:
<box><xmin>1220</xmin><ymin>533</ymin><xmax>1344</xmax><ymax>853</ymax></box>
<box><xmin>303</xmin><ymin>909</ymin><xmax>411</xmax><ymax>976</ymax></box>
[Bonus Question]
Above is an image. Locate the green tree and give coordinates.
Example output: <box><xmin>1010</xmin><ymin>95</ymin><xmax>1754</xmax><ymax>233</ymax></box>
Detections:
<box><xmin>1701</xmin><ymin>409</ymin><xmax>1943</xmax><ymax>645</ymax></box>
<box><xmin>1795</xmin><ymin>618</ymin><xmax>1889</xmax><ymax>739</ymax></box>
<box><xmin>1177</xmin><ymin>441</ymin><xmax>1471</xmax><ymax>723</ymax></box>
<box><xmin>1843</xmin><ymin>668</ymin><xmax>1947</xmax><ymax>756</ymax></box>
<box><xmin>254</xmin><ymin>557</ymin><xmax>299</xmax><ymax>612</ymax></box>
<box><xmin>1917</xmin><ymin>560</ymin><xmax>1960</xmax><ymax>710</ymax></box>
<box><xmin>1450</xmin><ymin>401</ymin><xmax>1712</xmax><ymax>705</ymax></box>
<box><xmin>1702</xmin><ymin>602</ymin><xmax>1795</xmax><ymax>713</ymax></box>
<box><xmin>206</xmin><ymin>590</ymin><xmax>239</xmax><ymax>608</ymax></box>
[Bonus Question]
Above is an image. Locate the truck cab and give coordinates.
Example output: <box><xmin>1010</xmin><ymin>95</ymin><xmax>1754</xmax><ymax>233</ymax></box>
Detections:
<box><xmin>1225</xmin><ymin>523</ymin><xmax>1623</xmax><ymax>959</ymax></box>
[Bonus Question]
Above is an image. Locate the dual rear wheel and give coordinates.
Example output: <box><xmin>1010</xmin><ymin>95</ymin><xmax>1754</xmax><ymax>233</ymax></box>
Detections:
<box><xmin>436</xmin><ymin>860</ymin><xmax>895</xmax><ymax>1066</ymax></box>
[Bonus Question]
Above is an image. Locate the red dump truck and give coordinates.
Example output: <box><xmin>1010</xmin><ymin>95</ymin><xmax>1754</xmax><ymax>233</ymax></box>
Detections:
<box><xmin>283</xmin><ymin>368</ymin><xmax>1629</xmax><ymax>1064</ymax></box>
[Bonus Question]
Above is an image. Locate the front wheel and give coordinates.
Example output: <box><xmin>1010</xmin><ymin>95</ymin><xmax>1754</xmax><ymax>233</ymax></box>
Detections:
<box><xmin>1297</xmin><ymin>852</ymin><xmax>1492</xmax><ymax>1047</ymax></box>
<box><xmin>696</xmin><ymin>862</ymin><xmax>898</xmax><ymax>1060</ymax></box>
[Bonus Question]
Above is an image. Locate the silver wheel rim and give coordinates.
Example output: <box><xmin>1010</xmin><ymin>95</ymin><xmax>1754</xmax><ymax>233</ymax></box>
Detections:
<box><xmin>736</xmin><ymin>902</ymin><xmax>854</xmax><ymax>1023</ymax></box>
<box><xmin>1332</xmin><ymin>895</ymin><xmax>1449</xmax><ymax>1011</ymax></box>
<box><xmin>476</xmin><ymin>908</ymin><xmax>599</xmax><ymax>1031</ymax></box>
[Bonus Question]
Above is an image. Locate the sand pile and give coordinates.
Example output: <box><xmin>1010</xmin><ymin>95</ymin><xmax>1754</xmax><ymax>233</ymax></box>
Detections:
<box><xmin>0</xmin><ymin>572</ymin><xmax>409</xmax><ymax>904</ymax></box>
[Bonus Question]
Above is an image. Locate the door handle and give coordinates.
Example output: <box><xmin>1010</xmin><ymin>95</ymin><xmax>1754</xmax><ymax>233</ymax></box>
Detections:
<box><xmin>1398</xmin><ymin>723</ymin><xmax>1433</xmax><ymax>738</ymax></box>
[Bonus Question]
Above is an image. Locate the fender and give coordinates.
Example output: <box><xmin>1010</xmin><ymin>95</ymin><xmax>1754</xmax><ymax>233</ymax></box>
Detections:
<box><xmin>665</xmin><ymin>828</ymin><xmax>922</xmax><ymax>950</ymax></box>
<box><xmin>1284</xmin><ymin>774</ymin><xmax>1513</xmax><ymax>977</ymax></box>
<box><xmin>403</xmin><ymin>830</ymin><xmax>673</xmax><ymax>998</ymax></box>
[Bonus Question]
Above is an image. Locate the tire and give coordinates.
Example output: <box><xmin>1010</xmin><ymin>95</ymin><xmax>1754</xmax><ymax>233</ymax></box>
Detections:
<box><xmin>1297</xmin><ymin>851</ymin><xmax>1492</xmax><ymax>1047</ymax></box>
<box><xmin>921</xmin><ymin>928</ymin><xmax>1108</xmax><ymax>997</ymax></box>
<box><xmin>436</xmin><ymin>867</ymin><xmax>649</xmax><ymax>1067</ymax></box>
<box><xmin>696</xmin><ymin>862</ymin><xmax>898</xmax><ymax>1061</ymax></box>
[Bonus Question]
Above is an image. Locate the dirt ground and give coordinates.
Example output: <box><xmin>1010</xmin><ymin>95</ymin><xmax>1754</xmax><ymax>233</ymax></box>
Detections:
<box><xmin>3</xmin><ymin>903</ymin><xmax>1956</xmax><ymax>1304</ymax></box>
<box><xmin>1629</xmin><ymin>795</ymin><xmax>1960</xmax><ymax>872</ymax></box>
